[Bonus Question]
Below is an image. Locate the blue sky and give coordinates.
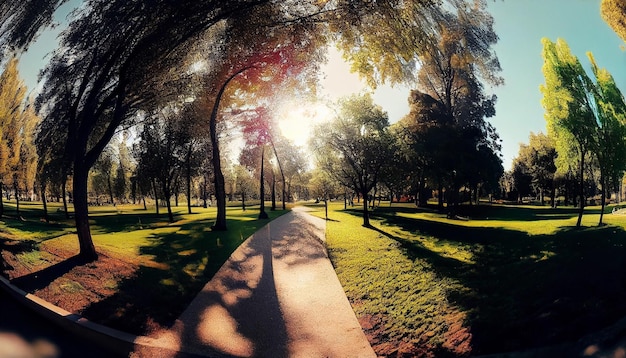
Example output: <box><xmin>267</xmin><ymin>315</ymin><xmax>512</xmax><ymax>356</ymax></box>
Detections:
<box><xmin>16</xmin><ymin>0</ymin><xmax>626</xmax><ymax>171</ymax></box>
<box><xmin>487</xmin><ymin>0</ymin><xmax>626</xmax><ymax>169</ymax></box>
<box><xmin>318</xmin><ymin>0</ymin><xmax>626</xmax><ymax>170</ymax></box>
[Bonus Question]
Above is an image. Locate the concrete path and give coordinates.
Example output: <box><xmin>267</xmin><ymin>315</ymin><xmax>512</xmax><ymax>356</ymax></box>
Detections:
<box><xmin>138</xmin><ymin>207</ymin><xmax>375</xmax><ymax>358</ymax></box>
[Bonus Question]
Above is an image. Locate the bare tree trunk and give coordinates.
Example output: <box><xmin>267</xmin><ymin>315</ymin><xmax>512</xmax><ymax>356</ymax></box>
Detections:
<box><xmin>599</xmin><ymin>172</ymin><xmax>606</xmax><ymax>226</ymax></box>
<box><xmin>269</xmin><ymin>138</ymin><xmax>286</xmax><ymax>210</ymax></box>
<box><xmin>61</xmin><ymin>177</ymin><xmax>69</xmax><ymax>219</ymax></box>
<box><xmin>259</xmin><ymin>146</ymin><xmax>268</xmax><ymax>219</ymax></box>
<box><xmin>209</xmin><ymin>67</ymin><xmax>251</xmax><ymax>230</ymax></box>
<box><xmin>186</xmin><ymin>146</ymin><xmax>192</xmax><ymax>214</ymax></box>
<box><xmin>152</xmin><ymin>178</ymin><xmax>160</xmax><ymax>215</ymax></box>
<box><xmin>73</xmin><ymin>164</ymin><xmax>98</xmax><ymax>262</ymax></box>
<box><xmin>271</xmin><ymin>170</ymin><xmax>276</xmax><ymax>211</ymax></box>
<box><xmin>0</xmin><ymin>180</ymin><xmax>4</xmax><ymax>218</ymax></box>
<box><xmin>164</xmin><ymin>184</ymin><xmax>174</xmax><ymax>223</ymax></box>
<box><xmin>41</xmin><ymin>181</ymin><xmax>49</xmax><ymax>223</ymax></box>
<box><xmin>107</xmin><ymin>175</ymin><xmax>114</xmax><ymax>205</ymax></box>
<box><xmin>14</xmin><ymin>182</ymin><xmax>20</xmax><ymax>217</ymax></box>
<box><xmin>576</xmin><ymin>148</ymin><xmax>585</xmax><ymax>227</ymax></box>
<box><xmin>362</xmin><ymin>188</ymin><xmax>370</xmax><ymax>227</ymax></box>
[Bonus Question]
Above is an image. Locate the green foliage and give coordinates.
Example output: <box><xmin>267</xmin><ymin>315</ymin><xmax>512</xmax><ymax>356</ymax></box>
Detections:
<box><xmin>541</xmin><ymin>38</ymin><xmax>626</xmax><ymax>225</ymax></box>
<box><xmin>311</xmin><ymin>93</ymin><xmax>395</xmax><ymax>225</ymax></box>
<box><xmin>601</xmin><ymin>0</ymin><xmax>626</xmax><ymax>44</ymax></box>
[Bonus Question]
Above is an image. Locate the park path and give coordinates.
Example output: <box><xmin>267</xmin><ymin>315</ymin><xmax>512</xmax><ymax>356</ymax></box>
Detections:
<box><xmin>137</xmin><ymin>206</ymin><xmax>375</xmax><ymax>358</ymax></box>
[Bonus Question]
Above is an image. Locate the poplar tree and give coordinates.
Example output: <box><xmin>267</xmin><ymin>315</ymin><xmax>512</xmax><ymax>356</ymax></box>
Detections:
<box><xmin>541</xmin><ymin>38</ymin><xmax>626</xmax><ymax>226</ymax></box>
<box><xmin>0</xmin><ymin>57</ymin><xmax>26</xmax><ymax>217</ymax></box>
<box><xmin>541</xmin><ymin>38</ymin><xmax>597</xmax><ymax>227</ymax></box>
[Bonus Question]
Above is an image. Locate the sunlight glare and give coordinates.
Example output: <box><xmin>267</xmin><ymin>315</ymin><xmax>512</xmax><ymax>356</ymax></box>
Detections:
<box><xmin>277</xmin><ymin>101</ymin><xmax>332</xmax><ymax>147</ymax></box>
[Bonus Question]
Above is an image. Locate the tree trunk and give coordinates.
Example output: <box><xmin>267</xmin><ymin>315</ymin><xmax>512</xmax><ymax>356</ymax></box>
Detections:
<box><xmin>599</xmin><ymin>172</ymin><xmax>606</xmax><ymax>226</ymax></box>
<box><xmin>271</xmin><ymin>170</ymin><xmax>276</xmax><ymax>211</ymax></box>
<box><xmin>73</xmin><ymin>164</ymin><xmax>98</xmax><ymax>262</ymax></box>
<box><xmin>438</xmin><ymin>182</ymin><xmax>444</xmax><ymax>210</ymax></box>
<box><xmin>241</xmin><ymin>192</ymin><xmax>246</xmax><ymax>211</ymax></box>
<box><xmin>324</xmin><ymin>198</ymin><xmax>328</xmax><ymax>220</ymax></box>
<box><xmin>186</xmin><ymin>147</ymin><xmax>192</xmax><ymax>214</ymax></box>
<box><xmin>164</xmin><ymin>185</ymin><xmax>174</xmax><ymax>223</ymax></box>
<box><xmin>362</xmin><ymin>188</ymin><xmax>370</xmax><ymax>227</ymax></box>
<box><xmin>576</xmin><ymin>148</ymin><xmax>585</xmax><ymax>227</ymax></box>
<box><xmin>143</xmin><ymin>196</ymin><xmax>147</xmax><ymax>210</ymax></box>
<box><xmin>14</xmin><ymin>182</ymin><xmax>20</xmax><ymax>217</ymax></box>
<box><xmin>41</xmin><ymin>181</ymin><xmax>49</xmax><ymax>223</ymax></box>
<box><xmin>107</xmin><ymin>175</ymin><xmax>114</xmax><ymax>204</ymax></box>
<box><xmin>152</xmin><ymin>178</ymin><xmax>160</xmax><ymax>215</ymax></box>
<box><xmin>0</xmin><ymin>180</ymin><xmax>4</xmax><ymax>218</ymax></box>
<box><xmin>259</xmin><ymin>146</ymin><xmax>268</xmax><ymax>219</ymax></box>
<box><xmin>269</xmin><ymin>139</ymin><xmax>286</xmax><ymax>210</ymax></box>
<box><xmin>61</xmin><ymin>177</ymin><xmax>69</xmax><ymax>219</ymax></box>
<box><xmin>551</xmin><ymin>179</ymin><xmax>556</xmax><ymax>208</ymax></box>
<box><xmin>209</xmin><ymin>68</ymin><xmax>251</xmax><ymax>231</ymax></box>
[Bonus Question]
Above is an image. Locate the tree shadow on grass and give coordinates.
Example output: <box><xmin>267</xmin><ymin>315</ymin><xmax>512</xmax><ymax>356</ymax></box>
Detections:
<box><xmin>88</xmin><ymin>212</ymin><xmax>183</xmax><ymax>234</ymax></box>
<box><xmin>81</xmin><ymin>211</ymin><xmax>291</xmax><ymax>356</ymax></box>
<box><xmin>348</xmin><ymin>209</ymin><xmax>626</xmax><ymax>355</ymax></box>
<box><xmin>10</xmin><ymin>255</ymin><xmax>91</xmax><ymax>292</ymax></box>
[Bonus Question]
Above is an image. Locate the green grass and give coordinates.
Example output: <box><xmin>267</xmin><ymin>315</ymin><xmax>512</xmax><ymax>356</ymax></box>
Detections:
<box><xmin>314</xmin><ymin>201</ymin><xmax>626</xmax><ymax>356</ymax></box>
<box><xmin>1</xmin><ymin>200</ymin><xmax>288</xmax><ymax>334</ymax></box>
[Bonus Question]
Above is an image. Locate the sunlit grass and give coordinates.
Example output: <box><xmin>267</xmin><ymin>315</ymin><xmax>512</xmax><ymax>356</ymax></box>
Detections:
<box><xmin>1</xmin><ymin>200</ymin><xmax>288</xmax><ymax>335</ymax></box>
<box><xmin>318</xmin><ymin>201</ymin><xmax>626</xmax><ymax>355</ymax></box>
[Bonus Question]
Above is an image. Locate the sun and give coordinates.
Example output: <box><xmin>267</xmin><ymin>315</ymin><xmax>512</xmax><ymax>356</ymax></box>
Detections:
<box><xmin>277</xmin><ymin>101</ymin><xmax>332</xmax><ymax>147</ymax></box>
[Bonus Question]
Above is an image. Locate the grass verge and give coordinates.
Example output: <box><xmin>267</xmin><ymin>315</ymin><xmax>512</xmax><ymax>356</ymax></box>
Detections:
<box><xmin>312</xmin><ymin>201</ymin><xmax>626</xmax><ymax>357</ymax></box>
<box><xmin>1</xmin><ymin>201</ymin><xmax>287</xmax><ymax>335</ymax></box>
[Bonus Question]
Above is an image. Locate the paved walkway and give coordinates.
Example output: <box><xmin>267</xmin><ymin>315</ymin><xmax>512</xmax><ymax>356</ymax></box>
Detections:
<box><xmin>137</xmin><ymin>207</ymin><xmax>375</xmax><ymax>358</ymax></box>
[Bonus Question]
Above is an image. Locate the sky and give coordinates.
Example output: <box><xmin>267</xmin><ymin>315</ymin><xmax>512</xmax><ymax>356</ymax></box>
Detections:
<box><xmin>15</xmin><ymin>0</ymin><xmax>626</xmax><ymax>171</ymax></box>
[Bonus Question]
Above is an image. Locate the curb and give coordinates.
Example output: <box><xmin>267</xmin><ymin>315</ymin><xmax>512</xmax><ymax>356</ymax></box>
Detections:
<box><xmin>0</xmin><ymin>276</ymin><xmax>206</xmax><ymax>357</ymax></box>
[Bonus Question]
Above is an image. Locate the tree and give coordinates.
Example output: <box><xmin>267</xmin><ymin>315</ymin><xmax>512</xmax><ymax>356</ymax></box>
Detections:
<box><xmin>312</xmin><ymin>93</ymin><xmax>394</xmax><ymax>227</ymax></box>
<box><xmin>34</xmin><ymin>0</ymin><xmax>282</xmax><ymax>261</ymax></box>
<box><xmin>541</xmin><ymin>38</ymin><xmax>626</xmax><ymax>226</ymax></box>
<box><xmin>541</xmin><ymin>38</ymin><xmax>598</xmax><ymax>227</ymax></box>
<box><xmin>233</xmin><ymin>165</ymin><xmax>255</xmax><ymax>211</ymax></box>
<box><xmin>14</xmin><ymin>102</ymin><xmax>39</xmax><ymax>214</ymax></box>
<box><xmin>513</xmin><ymin>132</ymin><xmax>557</xmax><ymax>205</ymax></box>
<box><xmin>310</xmin><ymin>169</ymin><xmax>339</xmax><ymax>220</ymax></box>
<box><xmin>587</xmin><ymin>52</ymin><xmax>626</xmax><ymax>224</ymax></box>
<box><xmin>0</xmin><ymin>57</ymin><xmax>27</xmax><ymax>217</ymax></box>
<box><xmin>393</xmin><ymin>1</ymin><xmax>502</xmax><ymax>210</ymax></box>
<box><xmin>10</xmin><ymin>0</ymin><xmax>459</xmax><ymax>260</ymax></box>
<box><xmin>601</xmin><ymin>0</ymin><xmax>626</xmax><ymax>43</ymax></box>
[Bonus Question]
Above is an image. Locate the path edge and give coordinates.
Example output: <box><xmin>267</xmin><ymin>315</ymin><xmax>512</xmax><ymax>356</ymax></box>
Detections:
<box><xmin>0</xmin><ymin>275</ymin><xmax>203</xmax><ymax>357</ymax></box>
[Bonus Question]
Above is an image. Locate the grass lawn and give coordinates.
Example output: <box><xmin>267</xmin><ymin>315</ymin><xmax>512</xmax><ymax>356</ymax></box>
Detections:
<box><xmin>1</xmin><ymin>200</ymin><xmax>288</xmax><ymax>335</ymax></box>
<box><xmin>308</xmin><ymin>201</ymin><xmax>626</xmax><ymax>357</ymax></box>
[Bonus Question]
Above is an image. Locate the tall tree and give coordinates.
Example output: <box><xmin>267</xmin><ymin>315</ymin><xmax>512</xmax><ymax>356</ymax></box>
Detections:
<box><xmin>14</xmin><ymin>102</ymin><xmax>40</xmax><ymax>214</ymax></box>
<box><xmin>35</xmin><ymin>0</ymin><xmax>279</xmax><ymax>261</ymax></box>
<box><xmin>513</xmin><ymin>132</ymin><xmax>557</xmax><ymax>205</ymax></box>
<box><xmin>0</xmin><ymin>57</ymin><xmax>27</xmax><ymax>217</ymax></box>
<box><xmin>311</xmin><ymin>94</ymin><xmax>394</xmax><ymax>227</ymax></box>
<box><xmin>541</xmin><ymin>38</ymin><xmax>598</xmax><ymax>227</ymax></box>
<box><xmin>393</xmin><ymin>1</ymin><xmax>502</xmax><ymax>210</ymax></box>
<box><xmin>542</xmin><ymin>38</ymin><xmax>626</xmax><ymax>226</ymax></box>
<box><xmin>587</xmin><ymin>52</ymin><xmax>626</xmax><ymax>224</ymax></box>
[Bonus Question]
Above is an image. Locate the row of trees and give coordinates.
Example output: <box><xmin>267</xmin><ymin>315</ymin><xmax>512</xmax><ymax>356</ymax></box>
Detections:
<box><xmin>0</xmin><ymin>57</ymin><xmax>38</xmax><ymax>218</ymax></box>
<box><xmin>0</xmin><ymin>55</ymin><xmax>312</xmax><ymax>223</ymax></box>
<box><xmin>540</xmin><ymin>38</ymin><xmax>626</xmax><ymax>226</ymax></box>
<box><xmin>311</xmin><ymin>0</ymin><xmax>504</xmax><ymax>226</ymax></box>
<box><xmin>2</xmin><ymin>0</ymin><xmax>494</xmax><ymax>261</ymax></box>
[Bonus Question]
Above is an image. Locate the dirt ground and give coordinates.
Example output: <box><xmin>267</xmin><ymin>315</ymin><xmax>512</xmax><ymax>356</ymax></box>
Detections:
<box><xmin>0</xmin><ymin>243</ymin><xmax>165</xmax><ymax>334</ymax></box>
